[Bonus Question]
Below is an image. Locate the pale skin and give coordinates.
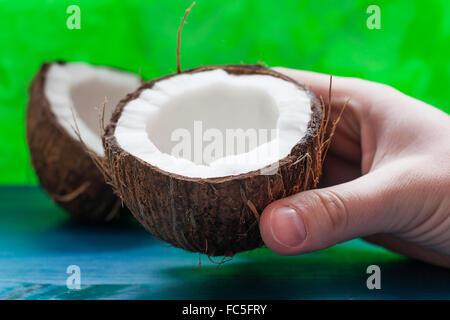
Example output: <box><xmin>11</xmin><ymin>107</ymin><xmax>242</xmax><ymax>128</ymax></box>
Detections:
<box><xmin>259</xmin><ymin>68</ymin><xmax>450</xmax><ymax>268</ymax></box>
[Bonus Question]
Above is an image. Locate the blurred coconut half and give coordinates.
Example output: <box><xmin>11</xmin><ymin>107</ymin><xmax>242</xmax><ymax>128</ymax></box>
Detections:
<box><xmin>26</xmin><ymin>62</ymin><xmax>140</xmax><ymax>223</ymax></box>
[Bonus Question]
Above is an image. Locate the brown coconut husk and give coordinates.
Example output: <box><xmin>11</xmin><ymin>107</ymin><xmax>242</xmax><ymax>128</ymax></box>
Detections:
<box><xmin>26</xmin><ymin>62</ymin><xmax>129</xmax><ymax>223</ymax></box>
<box><xmin>95</xmin><ymin>64</ymin><xmax>324</xmax><ymax>256</ymax></box>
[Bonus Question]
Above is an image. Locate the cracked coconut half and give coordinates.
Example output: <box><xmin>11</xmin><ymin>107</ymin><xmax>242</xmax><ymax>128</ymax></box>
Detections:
<box><xmin>101</xmin><ymin>64</ymin><xmax>325</xmax><ymax>255</ymax></box>
<box><xmin>27</xmin><ymin>62</ymin><xmax>140</xmax><ymax>223</ymax></box>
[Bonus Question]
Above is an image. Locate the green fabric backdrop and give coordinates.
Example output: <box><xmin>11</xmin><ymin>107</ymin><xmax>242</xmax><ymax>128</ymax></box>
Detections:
<box><xmin>1</xmin><ymin>0</ymin><xmax>449</xmax><ymax>184</ymax></box>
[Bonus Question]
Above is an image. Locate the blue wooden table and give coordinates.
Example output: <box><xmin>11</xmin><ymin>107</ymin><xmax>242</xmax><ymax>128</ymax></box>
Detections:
<box><xmin>0</xmin><ymin>186</ymin><xmax>448</xmax><ymax>300</ymax></box>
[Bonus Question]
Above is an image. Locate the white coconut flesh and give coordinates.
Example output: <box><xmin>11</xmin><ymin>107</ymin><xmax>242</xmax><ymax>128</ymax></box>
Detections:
<box><xmin>115</xmin><ymin>69</ymin><xmax>312</xmax><ymax>178</ymax></box>
<box><xmin>44</xmin><ymin>62</ymin><xmax>141</xmax><ymax>155</ymax></box>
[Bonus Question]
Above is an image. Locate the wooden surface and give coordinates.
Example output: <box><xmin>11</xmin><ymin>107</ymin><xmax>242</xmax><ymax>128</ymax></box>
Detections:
<box><xmin>0</xmin><ymin>186</ymin><xmax>449</xmax><ymax>300</ymax></box>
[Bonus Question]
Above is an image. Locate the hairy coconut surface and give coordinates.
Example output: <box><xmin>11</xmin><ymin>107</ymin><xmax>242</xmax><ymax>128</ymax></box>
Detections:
<box><xmin>27</xmin><ymin>62</ymin><xmax>140</xmax><ymax>223</ymax></box>
<box><xmin>102</xmin><ymin>65</ymin><xmax>323</xmax><ymax>255</ymax></box>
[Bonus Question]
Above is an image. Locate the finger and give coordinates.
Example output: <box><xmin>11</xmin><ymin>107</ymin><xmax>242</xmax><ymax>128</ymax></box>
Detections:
<box><xmin>364</xmin><ymin>234</ymin><xmax>450</xmax><ymax>268</ymax></box>
<box><xmin>259</xmin><ymin>171</ymin><xmax>396</xmax><ymax>256</ymax></box>
<box><xmin>272</xmin><ymin>67</ymin><xmax>376</xmax><ymax>106</ymax></box>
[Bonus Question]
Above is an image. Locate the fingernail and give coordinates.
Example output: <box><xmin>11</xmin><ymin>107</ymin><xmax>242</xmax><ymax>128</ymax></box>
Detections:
<box><xmin>270</xmin><ymin>207</ymin><xmax>307</xmax><ymax>248</ymax></box>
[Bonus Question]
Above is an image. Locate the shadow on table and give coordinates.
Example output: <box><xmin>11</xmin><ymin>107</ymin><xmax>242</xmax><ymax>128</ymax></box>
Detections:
<box><xmin>0</xmin><ymin>192</ymin><xmax>163</xmax><ymax>298</ymax></box>
<box><xmin>0</xmin><ymin>186</ymin><xmax>159</xmax><ymax>253</ymax></box>
<box><xmin>28</xmin><ymin>218</ymin><xmax>159</xmax><ymax>253</ymax></box>
<box><xmin>153</xmin><ymin>246</ymin><xmax>450</xmax><ymax>299</ymax></box>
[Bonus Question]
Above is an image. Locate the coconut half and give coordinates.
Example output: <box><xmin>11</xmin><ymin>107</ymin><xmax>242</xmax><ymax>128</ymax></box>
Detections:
<box><xmin>27</xmin><ymin>62</ymin><xmax>141</xmax><ymax>222</ymax></box>
<box><xmin>103</xmin><ymin>65</ymin><xmax>323</xmax><ymax>255</ymax></box>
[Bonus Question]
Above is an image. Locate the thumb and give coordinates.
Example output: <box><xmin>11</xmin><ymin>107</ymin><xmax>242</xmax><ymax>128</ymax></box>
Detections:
<box><xmin>259</xmin><ymin>172</ymin><xmax>395</xmax><ymax>255</ymax></box>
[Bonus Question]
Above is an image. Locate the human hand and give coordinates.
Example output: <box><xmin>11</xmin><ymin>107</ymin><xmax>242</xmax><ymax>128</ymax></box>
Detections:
<box><xmin>259</xmin><ymin>68</ymin><xmax>450</xmax><ymax>268</ymax></box>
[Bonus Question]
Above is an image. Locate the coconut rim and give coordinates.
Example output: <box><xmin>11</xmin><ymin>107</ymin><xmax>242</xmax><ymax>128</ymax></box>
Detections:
<box><xmin>32</xmin><ymin>61</ymin><xmax>143</xmax><ymax>159</ymax></box>
<box><xmin>30</xmin><ymin>61</ymin><xmax>90</xmax><ymax>157</ymax></box>
<box><xmin>104</xmin><ymin>64</ymin><xmax>322</xmax><ymax>184</ymax></box>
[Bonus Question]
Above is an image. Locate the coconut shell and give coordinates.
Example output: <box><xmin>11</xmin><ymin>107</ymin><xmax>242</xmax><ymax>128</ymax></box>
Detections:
<box><xmin>26</xmin><ymin>62</ymin><xmax>128</xmax><ymax>223</ymax></box>
<box><xmin>103</xmin><ymin>65</ymin><xmax>324</xmax><ymax>255</ymax></box>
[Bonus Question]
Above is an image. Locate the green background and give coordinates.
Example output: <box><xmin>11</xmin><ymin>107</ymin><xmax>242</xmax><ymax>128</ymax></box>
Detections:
<box><xmin>1</xmin><ymin>0</ymin><xmax>449</xmax><ymax>184</ymax></box>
